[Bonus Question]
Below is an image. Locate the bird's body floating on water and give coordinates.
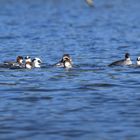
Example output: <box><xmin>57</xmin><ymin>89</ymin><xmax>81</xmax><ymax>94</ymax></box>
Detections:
<box><xmin>109</xmin><ymin>53</ymin><xmax>132</xmax><ymax>66</ymax></box>
<box><xmin>25</xmin><ymin>57</ymin><xmax>42</xmax><ymax>69</ymax></box>
<box><xmin>4</xmin><ymin>56</ymin><xmax>24</xmax><ymax>67</ymax></box>
<box><xmin>55</xmin><ymin>54</ymin><xmax>72</xmax><ymax>68</ymax></box>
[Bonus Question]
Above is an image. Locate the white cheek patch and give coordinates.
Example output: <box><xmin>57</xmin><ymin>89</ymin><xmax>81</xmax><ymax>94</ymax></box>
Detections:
<box><xmin>26</xmin><ymin>64</ymin><xmax>32</xmax><ymax>69</ymax></box>
<box><xmin>32</xmin><ymin>58</ymin><xmax>42</xmax><ymax>68</ymax></box>
<box><xmin>32</xmin><ymin>60</ymin><xmax>41</xmax><ymax>68</ymax></box>
<box><xmin>34</xmin><ymin>62</ymin><xmax>40</xmax><ymax>68</ymax></box>
<box><xmin>20</xmin><ymin>59</ymin><xmax>23</xmax><ymax>63</ymax></box>
<box><xmin>137</xmin><ymin>60</ymin><xmax>140</xmax><ymax>65</ymax></box>
<box><xmin>126</xmin><ymin>58</ymin><xmax>131</xmax><ymax>61</ymax></box>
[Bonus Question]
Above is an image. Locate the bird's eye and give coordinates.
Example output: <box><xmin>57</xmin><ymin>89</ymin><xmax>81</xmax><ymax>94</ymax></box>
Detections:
<box><xmin>32</xmin><ymin>59</ymin><xmax>35</xmax><ymax>62</ymax></box>
<box><xmin>38</xmin><ymin>60</ymin><xmax>41</xmax><ymax>63</ymax></box>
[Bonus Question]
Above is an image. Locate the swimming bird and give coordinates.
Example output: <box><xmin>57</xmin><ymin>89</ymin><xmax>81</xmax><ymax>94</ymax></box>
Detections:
<box><xmin>25</xmin><ymin>57</ymin><xmax>42</xmax><ymax>69</ymax></box>
<box><xmin>63</xmin><ymin>57</ymin><xmax>72</xmax><ymax>69</ymax></box>
<box><xmin>109</xmin><ymin>53</ymin><xmax>132</xmax><ymax>66</ymax></box>
<box><xmin>55</xmin><ymin>54</ymin><xmax>72</xmax><ymax>67</ymax></box>
<box><xmin>136</xmin><ymin>57</ymin><xmax>140</xmax><ymax>66</ymax></box>
<box><xmin>32</xmin><ymin>57</ymin><xmax>42</xmax><ymax>68</ymax></box>
<box><xmin>4</xmin><ymin>56</ymin><xmax>23</xmax><ymax>67</ymax></box>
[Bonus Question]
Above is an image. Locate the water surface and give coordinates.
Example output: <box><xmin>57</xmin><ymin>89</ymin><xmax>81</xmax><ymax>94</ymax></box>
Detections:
<box><xmin>0</xmin><ymin>0</ymin><xmax>140</xmax><ymax>140</ymax></box>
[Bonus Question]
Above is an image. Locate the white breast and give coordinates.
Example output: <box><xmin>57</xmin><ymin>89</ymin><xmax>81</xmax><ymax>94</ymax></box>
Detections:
<box><xmin>32</xmin><ymin>62</ymin><xmax>40</xmax><ymax>68</ymax></box>
<box><xmin>25</xmin><ymin>63</ymin><xmax>32</xmax><ymax>69</ymax></box>
<box><xmin>125</xmin><ymin>59</ymin><xmax>132</xmax><ymax>65</ymax></box>
<box><xmin>64</xmin><ymin>61</ymin><xmax>72</xmax><ymax>68</ymax></box>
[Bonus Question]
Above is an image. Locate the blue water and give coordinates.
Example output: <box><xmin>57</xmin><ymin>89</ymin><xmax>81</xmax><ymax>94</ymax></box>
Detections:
<box><xmin>0</xmin><ymin>0</ymin><xmax>140</xmax><ymax>139</ymax></box>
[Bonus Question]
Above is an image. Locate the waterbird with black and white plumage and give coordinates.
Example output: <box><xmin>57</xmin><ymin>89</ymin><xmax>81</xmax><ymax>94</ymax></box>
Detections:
<box><xmin>63</xmin><ymin>57</ymin><xmax>72</xmax><ymax>69</ymax></box>
<box><xmin>54</xmin><ymin>54</ymin><xmax>72</xmax><ymax>68</ymax></box>
<box><xmin>109</xmin><ymin>53</ymin><xmax>132</xmax><ymax>66</ymax></box>
<box><xmin>32</xmin><ymin>57</ymin><xmax>42</xmax><ymax>68</ymax></box>
<box><xmin>25</xmin><ymin>57</ymin><xmax>42</xmax><ymax>69</ymax></box>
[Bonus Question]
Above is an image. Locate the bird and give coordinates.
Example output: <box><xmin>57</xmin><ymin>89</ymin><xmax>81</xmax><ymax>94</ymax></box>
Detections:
<box><xmin>55</xmin><ymin>54</ymin><xmax>72</xmax><ymax>68</ymax></box>
<box><xmin>4</xmin><ymin>56</ymin><xmax>23</xmax><ymax>67</ymax></box>
<box><xmin>25</xmin><ymin>57</ymin><xmax>42</xmax><ymax>69</ymax></box>
<box><xmin>109</xmin><ymin>53</ymin><xmax>132</xmax><ymax>66</ymax></box>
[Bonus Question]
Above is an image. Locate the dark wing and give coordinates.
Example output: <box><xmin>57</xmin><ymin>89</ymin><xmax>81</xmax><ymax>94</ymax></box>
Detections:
<box><xmin>108</xmin><ymin>59</ymin><xmax>124</xmax><ymax>66</ymax></box>
<box><xmin>4</xmin><ymin>61</ymin><xmax>15</xmax><ymax>66</ymax></box>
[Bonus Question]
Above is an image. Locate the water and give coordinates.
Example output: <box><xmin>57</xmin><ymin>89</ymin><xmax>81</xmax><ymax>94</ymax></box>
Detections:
<box><xmin>0</xmin><ymin>0</ymin><xmax>140</xmax><ymax>139</ymax></box>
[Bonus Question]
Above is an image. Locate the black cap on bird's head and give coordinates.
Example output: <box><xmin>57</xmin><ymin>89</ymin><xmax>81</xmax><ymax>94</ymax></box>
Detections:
<box><xmin>125</xmin><ymin>53</ymin><xmax>130</xmax><ymax>59</ymax></box>
<box><xmin>32</xmin><ymin>59</ymin><xmax>35</xmax><ymax>62</ymax></box>
<box><xmin>17</xmin><ymin>56</ymin><xmax>23</xmax><ymax>60</ymax></box>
